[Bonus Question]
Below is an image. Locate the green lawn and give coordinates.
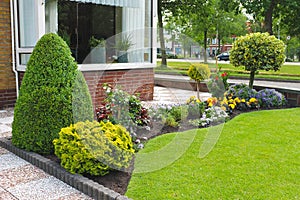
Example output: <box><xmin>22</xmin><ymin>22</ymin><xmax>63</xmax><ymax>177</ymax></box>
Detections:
<box><xmin>126</xmin><ymin>108</ymin><xmax>300</xmax><ymax>199</ymax></box>
<box><xmin>156</xmin><ymin>61</ymin><xmax>300</xmax><ymax>81</ymax></box>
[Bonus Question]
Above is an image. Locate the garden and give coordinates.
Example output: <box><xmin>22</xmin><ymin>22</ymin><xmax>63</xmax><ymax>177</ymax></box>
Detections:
<box><xmin>10</xmin><ymin>32</ymin><xmax>300</xmax><ymax>199</ymax></box>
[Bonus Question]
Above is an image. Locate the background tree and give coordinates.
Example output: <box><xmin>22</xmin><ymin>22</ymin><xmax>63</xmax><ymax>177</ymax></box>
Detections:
<box><xmin>230</xmin><ymin>32</ymin><xmax>285</xmax><ymax>88</ymax></box>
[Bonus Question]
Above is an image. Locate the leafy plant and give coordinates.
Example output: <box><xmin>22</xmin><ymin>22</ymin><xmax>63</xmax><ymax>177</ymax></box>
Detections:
<box><xmin>150</xmin><ymin>103</ymin><xmax>188</xmax><ymax>128</ymax></box>
<box><xmin>186</xmin><ymin>96</ymin><xmax>206</xmax><ymax>119</ymax></box>
<box><xmin>207</xmin><ymin>72</ymin><xmax>229</xmax><ymax>99</ymax></box>
<box><xmin>89</xmin><ymin>36</ymin><xmax>106</xmax><ymax>48</ymax></box>
<box><xmin>12</xmin><ymin>33</ymin><xmax>93</xmax><ymax>155</ymax></box>
<box><xmin>187</xmin><ymin>63</ymin><xmax>211</xmax><ymax>99</ymax></box>
<box><xmin>53</xmin><ymin>121</ymin><xmax>134</xmax><ymax>176</ymax></box>
<box><xmin>114</xmin><ymin>34</ymin><xmax>133</xmax><ymax>51</ymax></box>
<box><xmin>230</xmin><ymin>32</ymin><xmax>286</xmax><ymax>88</ymax></box>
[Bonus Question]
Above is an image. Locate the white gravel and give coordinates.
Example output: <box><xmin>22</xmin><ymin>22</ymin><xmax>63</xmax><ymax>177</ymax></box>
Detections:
<box><xmin>6</xmin><ymin>176</ymin><xmax>79</xmax><ymax>200</ymax></box>
<box><xmin>0</xmin><ymin>153</ymin><xmax>28</xmax><ymax>171</ymax></box>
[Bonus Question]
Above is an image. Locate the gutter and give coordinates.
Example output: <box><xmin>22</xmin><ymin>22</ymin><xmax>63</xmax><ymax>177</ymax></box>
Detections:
<box><xmin>10</xmin><ymin>0</ymin><xmax>19</xmax><ymax>97</ymax></box>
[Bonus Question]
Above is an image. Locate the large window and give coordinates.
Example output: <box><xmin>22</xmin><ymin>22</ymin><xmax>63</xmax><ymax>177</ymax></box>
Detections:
<box><xmin>47</xmin><ymin>0</ymin><xmax>153</xmax><ymax>64</ymax></box>
<box><xmin>14</xmin><ymin>0</ymin><xmax>154</xmax><ymax>69</ymax></box>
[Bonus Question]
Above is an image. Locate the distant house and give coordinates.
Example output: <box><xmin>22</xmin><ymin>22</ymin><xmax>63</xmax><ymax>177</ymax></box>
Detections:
<box><xmin>0</xmin><ymin>0</ymin><xmax>157</xmax><ymax>108</ymax></box>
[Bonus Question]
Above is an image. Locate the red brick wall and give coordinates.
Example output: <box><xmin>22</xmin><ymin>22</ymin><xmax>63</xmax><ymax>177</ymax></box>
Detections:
<box><xmin>19</xmin><ymin>68</ymin><xmax>154</xmax><ymax>108</ymax></box>
<box><xmin>83</xmin><ymin>68</ymin><xmax>154</xmax><ymax>107</ymax></box>
<box><xmin>0</xmin><ymin>1</ymin><xmax>17</xmax><ymax>109</ymax></box>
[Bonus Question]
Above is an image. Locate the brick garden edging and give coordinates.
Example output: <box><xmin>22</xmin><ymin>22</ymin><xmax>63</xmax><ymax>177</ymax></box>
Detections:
<box><xmin>0</xmin><ymin>138</ymin><xmax>131</xmax><ymax>200</ymax></box>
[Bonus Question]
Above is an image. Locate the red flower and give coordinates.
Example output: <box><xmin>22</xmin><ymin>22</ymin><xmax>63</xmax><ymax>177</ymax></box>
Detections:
<box><xmin>215</xmin><ymin>76</ymin><xmax>219</xmax><ymax>80</ymax></box>
<box><xmin>221</xmin><ymin>72</ymin><xmax>227</xmax><ymax>77</ymax></box>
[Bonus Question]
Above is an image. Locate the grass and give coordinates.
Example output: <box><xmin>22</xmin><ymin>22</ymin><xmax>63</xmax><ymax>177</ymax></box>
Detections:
<box><xmin>156</xmin><ymin>61</ymin><xmax>300</xmax><ymax>81</ymax></box>
<box><xmin>126</xmin><ymin>108</ymin><xmax>300</xmax><ymax>199</ymax></box>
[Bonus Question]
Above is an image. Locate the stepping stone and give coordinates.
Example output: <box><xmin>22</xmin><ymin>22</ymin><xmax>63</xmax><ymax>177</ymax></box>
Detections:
<box><xmin>0</xmin><ymin>124</ymin><xmax>12</xmax><ymax>134</ymax></box>
<box><xmin>0</xmin><ymin>117</ymin><xmax>13</xmax><ymax>125</ymax></box>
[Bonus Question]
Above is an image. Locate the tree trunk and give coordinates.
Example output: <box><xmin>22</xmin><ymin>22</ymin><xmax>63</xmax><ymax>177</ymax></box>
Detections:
<box><xmin>196</xmin><ymin>81</ymin><xmax>200</xmax><ymax>100</ymax></box>
<box><xmin>249</xmin><ymin>70</ymin><xmax>256</xmax><ymax>89</ymax></box>
<box><xmin>158</xmin><ymin>0</ymin><xmax>167</xmax><ymax>67</ymax></box>
<box><xmin>263</xmin><ymin>0</ymin><xmax>278</xmax><ymax>35</ymax></box>
<box><xmin>203</xmin><ymin>29</ymin><xmax>208</xmax><ymax>63</ymax></box>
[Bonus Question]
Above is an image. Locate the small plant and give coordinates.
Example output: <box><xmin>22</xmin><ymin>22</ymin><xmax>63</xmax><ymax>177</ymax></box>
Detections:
<box><xmin>114</xmin><ymin>34</ymin><xmax>133</xmax><ymax>51</ymax></box>
<box><xmin>186</xmin><ymin>96</ymin><xmax>206</xmax><ymax>119</ymax></box>
<box><xmin>207</xmin><ymin>72</ymin><xmax>229</xmax><ymax>99</ymax></box>
<box><xmin>255</xmin><ymin>89</ymin><xmax>287</xmax><ymax>108</ymax></box>
<box><xmin>225</xmin><ymin>83</ymin><xmax>257</xmax><ymax>101</ymax></box>
<box><xmin>53</xmin><ymin>120</ymin><xmax>134</xmax><ymax>176</ymax></box>
<box><xmin>150</xmin><ymin>103</ymin><xmax>188</xmax><ymax>128</ymax></box>
<box><xmin>189</xmin><ymin>106</ymin><xmax>229</xmax><ymax>128</ymax></box>
<box><xmin>89</xmin><ymin>36</ymin><xmax>106</xmax><ymax>48</ymax></box>
<box><xmin>187</xmin><ymin>63</ymin><xmax>211</xmax><ymax>99</ymax></box>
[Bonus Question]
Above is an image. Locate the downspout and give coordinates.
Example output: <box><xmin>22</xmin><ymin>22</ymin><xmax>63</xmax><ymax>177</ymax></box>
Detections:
<box><xmin>10</xmin><ymin>0</ymin><xmax>19</xmax><ymax>97</ymax></box>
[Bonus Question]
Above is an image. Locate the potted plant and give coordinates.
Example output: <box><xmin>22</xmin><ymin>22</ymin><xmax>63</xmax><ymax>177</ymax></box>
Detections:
<box><xmin>89</xmin><ymin>36</ymin><xmax>106</xmax><ymax>63</ymax></box>
<box><xmin>114</xmin><ymin>34</ymin><xmax>133</xmax><ymax>63</ymax></box>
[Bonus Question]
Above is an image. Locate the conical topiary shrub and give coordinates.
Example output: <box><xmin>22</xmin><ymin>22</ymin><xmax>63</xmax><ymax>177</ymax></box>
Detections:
<box><xmin>12</xmin><ymin>33</ymin><xmax>93</xmax><ymax>155</ymax></box>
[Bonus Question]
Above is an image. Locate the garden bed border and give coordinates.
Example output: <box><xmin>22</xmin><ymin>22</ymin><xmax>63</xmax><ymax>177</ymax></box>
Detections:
<box><xmin>0</xmin><ymin>138</ymin><xmax>131</xmax><ymax>200</ymax></box>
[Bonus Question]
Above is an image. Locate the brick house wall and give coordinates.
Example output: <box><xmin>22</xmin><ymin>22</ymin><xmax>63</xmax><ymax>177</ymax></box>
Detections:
<box><xmin>83</xmin><ymin>68</ymin><xmax>154</xmax><ymax>107</ymax></box>
<box><xmin>0</xmin><ymin>0</ymin><xmax>17</xmax><ymax>109</ymax></box>
<box><xmin>18</xmin><ymin>68</ymin><xmax>154</xmax><ymax>108</ymax></box>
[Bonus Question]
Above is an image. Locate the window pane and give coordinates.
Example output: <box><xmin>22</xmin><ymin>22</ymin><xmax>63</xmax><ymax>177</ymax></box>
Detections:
<box><xmin>57</xmin><ymin>1</ymin><xmax>152</xmax><ymax>64</ymax></box>
<box><xmin>20</xmin><ymin>53</ymin><xmax>31</xmax><ymax>65</ymax></box>
<box><xmin>18</xmin><ymin>0</ymin><xmax>38</xmax><ymax>47</ymax></box>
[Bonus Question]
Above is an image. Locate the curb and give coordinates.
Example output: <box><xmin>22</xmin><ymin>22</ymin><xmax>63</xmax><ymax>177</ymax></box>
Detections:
<box><xmin>0</xmin><ymin>138</ymin><xmax>131</xmax><ymax>200</ymax></box>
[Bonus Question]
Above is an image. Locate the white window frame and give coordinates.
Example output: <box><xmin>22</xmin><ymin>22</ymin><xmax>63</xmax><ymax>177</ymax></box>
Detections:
<box><xmin>14</xmin><ymin>0</ymin><xmax>157</xmax><ymax>72</ymax></box>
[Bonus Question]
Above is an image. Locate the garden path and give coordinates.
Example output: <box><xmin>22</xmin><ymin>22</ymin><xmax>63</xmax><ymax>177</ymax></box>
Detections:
<box><xmin>0</xmin><ymin>109</ymin><xmax>92</xmax><ymax>200</ymax></box>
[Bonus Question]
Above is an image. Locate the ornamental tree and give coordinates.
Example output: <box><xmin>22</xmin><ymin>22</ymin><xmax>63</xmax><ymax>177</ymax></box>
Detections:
<box><xmin>187</xmin><ymin>63</ymin><xmax>211</xmax><ymax>99</ymax></box>
<box><xmin>12</xmin><ymin>33</ymin><xmax>93</xmax><ymax>155</ymax></box>
<box><xmin>230</xmin><ymin>32</ymin><xmax>285</xmax><ymax>88</ymax></box>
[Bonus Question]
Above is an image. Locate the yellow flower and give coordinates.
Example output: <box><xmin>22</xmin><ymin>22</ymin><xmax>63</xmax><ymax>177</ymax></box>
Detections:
<box><xmin>229</xmin><ymin>104</ymin><xmax>235</xmax><ymax>109</ymax></box>
<box><xmin>241</xmin><ymin>99</ymin><xmax>246</xmax><ymax>103</ymax></box>
<box><xmin>249</xmin><ymin>97</ymin><xmax>257</xmax><ymax>103</ymax></box>
<box><xmin>196</xmin><ymin>99</ymin><xmax>201</xmax><ymax>103</ymax></box>
<box><xmin>234</xmin><ymin>97</ymin><xmax>241</xmax><ymax>103</ymax></box>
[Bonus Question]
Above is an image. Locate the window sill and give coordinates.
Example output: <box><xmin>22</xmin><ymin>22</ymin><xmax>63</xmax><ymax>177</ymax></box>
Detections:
<box><xmin>16</xmin><ymin>62</ymin><xmax>156</xmax><ymax>72</ymax></box>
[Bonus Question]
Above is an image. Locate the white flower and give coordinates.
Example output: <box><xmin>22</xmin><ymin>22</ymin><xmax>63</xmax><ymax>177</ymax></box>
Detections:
<box><xmin>138</xmin><ymin>143</ymin><xmax>144</xmax><ymax>149</ymax></box>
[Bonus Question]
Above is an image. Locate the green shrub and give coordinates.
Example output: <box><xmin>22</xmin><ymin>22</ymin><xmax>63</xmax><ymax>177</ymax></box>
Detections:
<box><xmin>53</xmin><ymin>121</ymin><xmax>134</xmax><ymax>176</ymax></box>
<box><xmin>12</xmin><ymin>33</ymin><xmax>93</xmax><ymax>155</ymax></box>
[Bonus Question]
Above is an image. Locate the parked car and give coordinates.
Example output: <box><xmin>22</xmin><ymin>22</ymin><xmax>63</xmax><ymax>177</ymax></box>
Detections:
<box><xmin>217</xmin><ymin>52</ymin><xmax>230</xmax><ymax>61</ymax></box>
<box><xmin>166</xmin><ymin>50</ymin><xmax>177</xmax><ymax>59</ymax></box>
<box><xmin>157</xmin><ymin>48</ymin><xmax>177</xmax><ymax>58</ymax></box>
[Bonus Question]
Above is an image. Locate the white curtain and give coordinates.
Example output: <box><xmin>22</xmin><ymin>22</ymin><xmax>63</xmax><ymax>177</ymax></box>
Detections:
<box><xmin>69</xmin><ymin>0</ymin><xmax>140</xmax><ymax>8</ymax></box>
<box><xmin>122</xmin><ymin>1</ymin><xmax>145</xmax><ymax>62</ymax></box>
<box><xmin>18</xmin><ymin>0</ymin><xmax>38</xmax><ymax>47</ymax></box>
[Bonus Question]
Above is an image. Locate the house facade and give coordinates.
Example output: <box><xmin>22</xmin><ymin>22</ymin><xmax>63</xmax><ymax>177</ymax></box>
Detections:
<box><xmin>0</xmin><ymin>0</ymin><xmax>157</xmax><ymax>109</ymax></box>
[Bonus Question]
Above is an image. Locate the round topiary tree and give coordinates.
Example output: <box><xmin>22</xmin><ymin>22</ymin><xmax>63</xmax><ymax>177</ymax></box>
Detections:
<box><xmin>12</xmin><ymin>33</ymin><xmax>93</xmax><ymax>155</ymax></box>
<box><xmin>230</xmin><ymin>32</ymin><xmax>286</xmax><ymax>88</ymax></box>
<box><xmin>187</xmin><ymin>63</ymin><xmax>211</xmax><ymax>99</ymax></box>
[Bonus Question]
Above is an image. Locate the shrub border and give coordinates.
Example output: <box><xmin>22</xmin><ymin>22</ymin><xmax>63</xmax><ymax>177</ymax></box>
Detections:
<box><xmin>0</xmin><ymin>138</ymin><xmax>130</xmax><ymax>200</ymax></box>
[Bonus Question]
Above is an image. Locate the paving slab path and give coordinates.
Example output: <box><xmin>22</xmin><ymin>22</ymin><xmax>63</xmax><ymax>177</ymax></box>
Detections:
<box><xmin>0</xmin><ymin>109</ymin><xmax>92</xmax><ymax>200</ymax></box>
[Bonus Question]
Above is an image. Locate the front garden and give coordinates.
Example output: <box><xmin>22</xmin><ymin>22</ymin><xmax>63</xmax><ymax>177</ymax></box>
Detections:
<box><xmin>9</xmin><ymin>32</ymin><xmax>300</xmax><ymax>199</ymax></box>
